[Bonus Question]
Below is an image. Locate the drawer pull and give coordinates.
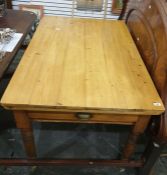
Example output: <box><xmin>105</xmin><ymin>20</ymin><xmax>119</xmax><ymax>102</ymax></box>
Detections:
<box><xmin>76</xmin><ymin>113</ymin><xmax>92</xmax><ymax>120</ymax></box>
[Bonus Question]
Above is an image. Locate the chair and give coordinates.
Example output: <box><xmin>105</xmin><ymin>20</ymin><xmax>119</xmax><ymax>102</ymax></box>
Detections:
<box><xmin>120</xmin><ymin>0</ymin><xmax>167</xmax><ymax>174</ymax></box>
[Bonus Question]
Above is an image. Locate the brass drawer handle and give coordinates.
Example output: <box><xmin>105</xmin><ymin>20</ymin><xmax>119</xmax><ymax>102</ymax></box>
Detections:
<box><xmin>76</xmin><ymin>113</ymin><xmax>92</xmax><ymax>120</ymax></box>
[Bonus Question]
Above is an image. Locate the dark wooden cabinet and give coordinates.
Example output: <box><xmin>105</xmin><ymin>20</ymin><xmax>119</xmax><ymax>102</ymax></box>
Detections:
<box><xmin>5</xmin><ymin>0</ymin><xmax>12</xmax><ymax>9</ymax></box>
<box><xmin>0</xmin><ymin>10</ymin><xmax>36</xmax><ymax>80</ymax></box>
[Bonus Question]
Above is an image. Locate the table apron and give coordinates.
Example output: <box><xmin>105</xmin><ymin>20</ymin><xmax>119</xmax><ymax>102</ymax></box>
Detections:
<box><xmin>26</xmin><ymin>111</ymin><xmax>140</xmax><ymax>125</ymax></box>
<box><xmin>13</xmin><ymin>110</ymin><xmax>151</xmax><ymax>160</ymax></box>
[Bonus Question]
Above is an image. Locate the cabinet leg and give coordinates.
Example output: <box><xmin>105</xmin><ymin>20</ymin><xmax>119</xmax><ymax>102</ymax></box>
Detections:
<box><xmin>14</xmin><ymin>111</ymin><xmax>37</xmax><ymax>158</ymax></box>
<box><xmin>139</xmin><ymin>141</ymin><xmax>165</xmax><ymax>175</ymax></box>
<box><xmin>122</xmin><ymin>116</ymin><xmax>151</xmax><ymax>159</ymax></box>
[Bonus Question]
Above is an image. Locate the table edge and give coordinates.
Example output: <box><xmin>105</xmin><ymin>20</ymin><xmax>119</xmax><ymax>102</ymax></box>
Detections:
<box><xmin>1</xmin><ymin>103</ymin><xmax>164</xmax><ymax>116</ymax></box>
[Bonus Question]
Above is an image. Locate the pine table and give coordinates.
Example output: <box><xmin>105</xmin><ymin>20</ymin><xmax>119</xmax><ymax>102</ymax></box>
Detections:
<box><xmin>0</xmin><ymin>16</ymin><xmax>165</xmax><ymax>166</ymax></box>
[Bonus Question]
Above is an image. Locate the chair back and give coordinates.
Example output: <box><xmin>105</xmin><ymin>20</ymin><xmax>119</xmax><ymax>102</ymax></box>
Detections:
<box><xmin>121</xmin><ymin>0</ymin><xmax>167</xmax><ymax>142</ymax></box>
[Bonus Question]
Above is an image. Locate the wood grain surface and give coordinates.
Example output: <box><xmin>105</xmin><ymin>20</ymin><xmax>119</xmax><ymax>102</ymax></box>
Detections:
<box><xmin>0</xmin><ymin>16</ymin><xmax>165</xmax><ymax>115</ymax></box>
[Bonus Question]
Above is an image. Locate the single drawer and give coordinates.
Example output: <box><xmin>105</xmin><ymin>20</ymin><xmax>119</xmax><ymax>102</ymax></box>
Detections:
<box><xmin>28</xmin><ymin>112</ymin><xmax>139</xmax><ymax>125</ymax></box>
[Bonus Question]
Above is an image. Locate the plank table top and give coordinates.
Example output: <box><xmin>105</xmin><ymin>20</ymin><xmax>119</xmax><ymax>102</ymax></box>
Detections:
<box><xmin>0</xmin><ymin>16</ymin><xmax>165</xmax><ymax>115</ymax></box>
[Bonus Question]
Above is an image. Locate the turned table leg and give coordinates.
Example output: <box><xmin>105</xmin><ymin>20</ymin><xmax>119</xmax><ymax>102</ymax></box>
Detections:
<box><xmin>14</xmin><ymin>111</ymin><xmax>37</xmax><ymax>158</ymax></box>
<box><xmin>122</xmin><ymin>116</ymin><xmax>151</xmax><ymax>159</ymax></box>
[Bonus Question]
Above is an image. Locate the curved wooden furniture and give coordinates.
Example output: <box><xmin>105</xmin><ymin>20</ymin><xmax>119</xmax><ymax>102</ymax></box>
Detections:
<box><xmin>121</xmin><ymin>0</ymin><xmax>167</xmax><ymax>174</ymax></box>
<box><xmin>123</xmin><ymin>0</ymin><xmax>167</xmax><ymax>143</ymax></box>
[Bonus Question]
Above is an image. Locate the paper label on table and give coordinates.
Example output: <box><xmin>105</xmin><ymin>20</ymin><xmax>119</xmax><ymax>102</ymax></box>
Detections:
<box><xmin>1</xmin><ymin>33</ymin><xmax>23</xmax><ymax>52</ymax></box>
<box><xmin>153</xmin><ymin>102</ymin><xmax>162</xmax><ymax>106</ymax></box>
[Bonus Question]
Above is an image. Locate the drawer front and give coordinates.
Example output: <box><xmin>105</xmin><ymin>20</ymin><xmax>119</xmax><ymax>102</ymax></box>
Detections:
<box><xmin>28</xmin><ymin>112</ymin><xmax>139</xmax><ymax>125</ymax></box>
